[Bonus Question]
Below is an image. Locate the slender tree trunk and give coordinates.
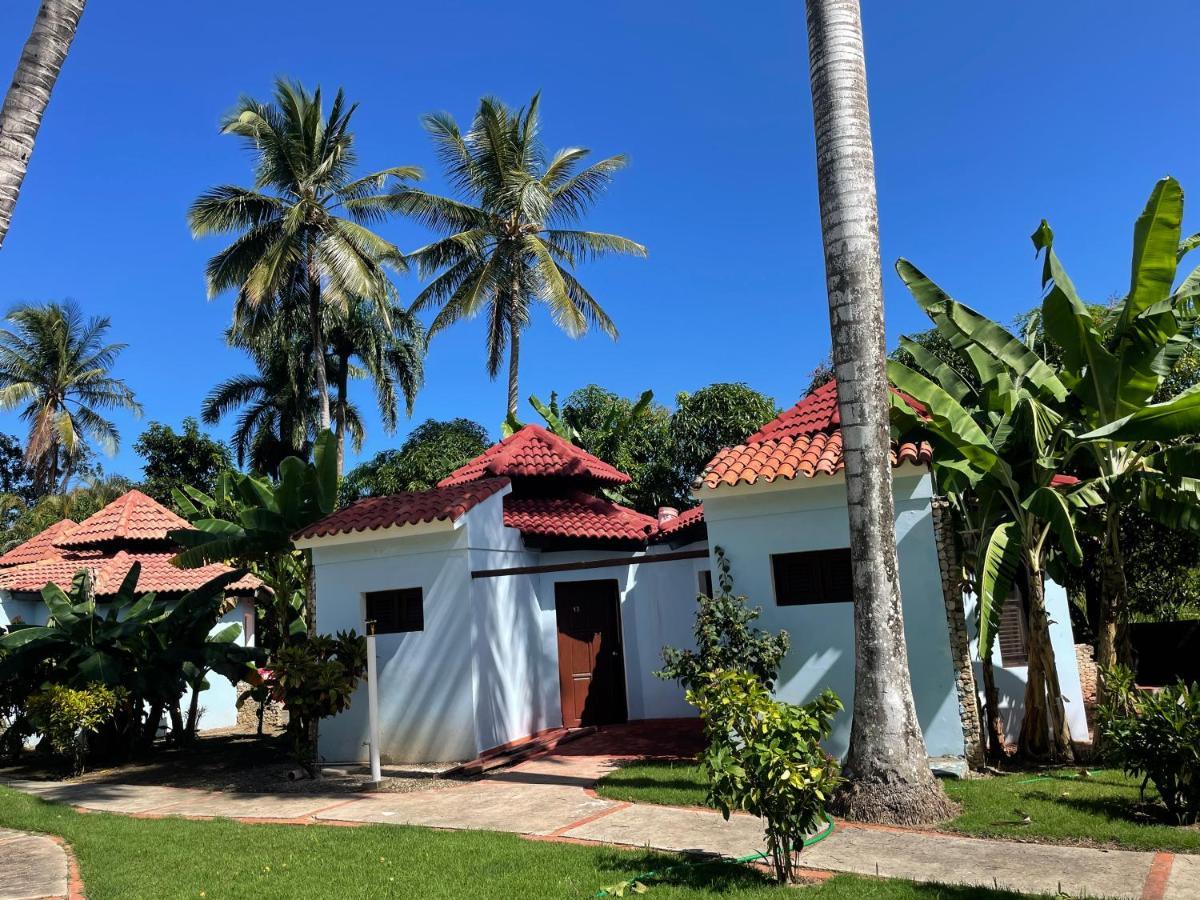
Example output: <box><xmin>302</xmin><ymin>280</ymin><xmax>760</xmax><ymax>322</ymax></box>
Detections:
<box><xmin>168</xmin><ymin>702</ymin><xmax>184</xmax><ymax>745</ymax></box>
<box><xmin>507</xmin><ymin>317</ymin><xmax>521</xmax><ymax>417</ymax></box>
<box><xmin>0</xmin><ymin>0</ymin><xmax>86</xmax><ymax>249</ymax></box>
<box><xmin>979</xmin><ymin>657</ymin><xmax>1007</xmax><ymax>763</ymax></box>
<box><xmin>306</xmin><ymin>254</ymin><xmax>331</xmax><ymax>430</ymax></box>
<box><xmin>805</xmin><ymin>0</ymin><xmax>955</xmax><ymax>824</ymax></box>
<box><xmin>1017</xmin><ymin>564</ymin><xmax>1075</xmax><ymax>761</ymax></box>
<box><xmin>334</xmin><ymin>350</ymin><xmax>348</xmax><ymax>475</ymax></box>
<box><xmin>1093</xmin><ymin>505</ymin><xmax>1127</xmax><ymax>752</ymax></box>
<box><xmin>184</xmin><ymin>676</ymin><xmax>204</xmax><ymax>742</ymax></box>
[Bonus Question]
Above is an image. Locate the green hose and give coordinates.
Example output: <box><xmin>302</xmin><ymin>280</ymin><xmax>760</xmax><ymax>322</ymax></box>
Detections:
<box><xmin>594</xmin><ymin>812</ymin><xmax>836</xmax><ymax>897</ymax></box>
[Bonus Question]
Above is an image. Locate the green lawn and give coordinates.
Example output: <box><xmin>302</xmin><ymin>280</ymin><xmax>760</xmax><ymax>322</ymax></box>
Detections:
<box><xmin>595</xmin><ymin>761</ymin><xmax>1200</xmax><ymax>854</ymax></box>
<box><xmin>0</xmin><ymin>786</ymin><xmax>1039</xmax><ymax>900</ymax></box>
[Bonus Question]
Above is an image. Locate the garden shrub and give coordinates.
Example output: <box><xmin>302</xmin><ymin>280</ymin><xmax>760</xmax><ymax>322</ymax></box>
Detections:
<box><xmin>245</xmin><ymin>630</ymin><xmax>367</xmax><ymax>771</ymax></box>
<box><xmin>1097</xmin><ymin>664</ymin><xmax>1200</xmax><ymax>824</ymax></box>
<box><xmin>26</xmin><ymin>683</ymin><xmax>126</xmax><ymax>774</ymax></box>
<box><xmin>659</xmin><ymin>548</ymin><xmax>789</xmax><ymax>692</ymax></box>
<box><xmin>689</xmin><ymin>670</ymin><xmax>842</xmax><ymax>884</ymax></box>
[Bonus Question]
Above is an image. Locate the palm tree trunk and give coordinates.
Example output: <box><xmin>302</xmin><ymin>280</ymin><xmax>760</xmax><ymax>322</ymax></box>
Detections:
<box><xmin>306</xmin><ymin>254</ymin><xmax>331</xmax><ymax>431</ymax></box>
<box><xmin>1017</xmin><ymin>563</ymin><xmax>1075</xmax><ymax>761</ymax></box>
<box><xmin>979</xmin><ymin>656</ymin><xmax>1007</xmax><ymax>763</ymax></box>
<box><xmin>507</xmin><ymin>318</ymin><xmax>521</xmax><ymax>417</ymax></box>
<box><xmin>805</xmin><ymin>0</ymin><xmax>955</xmax><ymax>825</ymax></box>
<box><xmin>0</xmin><ymin>0</ymin><xmax>86</xmax><ymax>249</ymax></box>
<box><xmin>334</xmin><ymin>351</ymin><xmax>349</xmax><ymax>475</ymax></box>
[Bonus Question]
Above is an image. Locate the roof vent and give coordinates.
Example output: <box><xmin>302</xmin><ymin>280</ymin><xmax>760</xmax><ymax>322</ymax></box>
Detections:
<box><xmin>657</xmin><ymin>506</ymin><xmax>679</xmax><ymax>525</ymax></box>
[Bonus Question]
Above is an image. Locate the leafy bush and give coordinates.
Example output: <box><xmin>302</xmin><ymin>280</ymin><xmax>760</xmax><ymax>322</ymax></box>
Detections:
<box><xmin>245</xmin><ymin>631</ymin><xmax>367</xmax><ymax>770</ymax></box>
<box><xmin>689</xmin><ymin>670</ymin><xmax>843</xmax><ymax>884</ymax></box>
<box><xmin>659</xmin><ymin>548</ymin><xmax>789</xmax><ymax>692</ymax></box>
<box><xmin>26</xmin><ymin>683</ymin><xmax>126</xmax><ymax>774</ymax></box>
<box><xmin>1098</xmin><ymin>665</ymin><xmax>1200</xmax><ymax>824</ymax></box>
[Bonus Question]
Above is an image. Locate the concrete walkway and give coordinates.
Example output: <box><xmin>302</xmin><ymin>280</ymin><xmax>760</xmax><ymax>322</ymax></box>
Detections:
<box><xmin>3</xmin><ymin>749</ymin><xmax>1197</xmax><ymax>899</ymax></box>
<box><xmin>0</xmin><ymin>828</ymin><xmax>69</xmax><ymax>900</ymax></box>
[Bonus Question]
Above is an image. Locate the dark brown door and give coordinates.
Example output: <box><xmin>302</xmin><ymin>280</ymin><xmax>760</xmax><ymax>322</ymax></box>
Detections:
<box><xmin>554</xmin><ymin>579</ymin><xmax>628</xmax><ymax>728</ymax></box>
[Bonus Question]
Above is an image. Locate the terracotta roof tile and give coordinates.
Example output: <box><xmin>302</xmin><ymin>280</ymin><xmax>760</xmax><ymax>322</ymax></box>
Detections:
<box><xmin>0</xmin><ymin>519</ymin><xmax>78</xmax><ymax>567</ymax></box>
<box><xmin>439</xmin><ymin>425</ymin><xmax>630</xmax><ymax>487</ymax></box>
<box><xmin>55</xmin><ymin>490</ymin><xmax>192</xmax><ymax>548</ymax></box>
<box><xmin>0</xmin><ymin>550</ymin><xmax>260</xmax><ymax>596</ymax></box>
<box><xmin>295</xmin><ymin>478</ymin><xmax>510</xmax><ymax>541</ymax></box>
<box><xmin>654</xmin><ymin>505</ymin><xmax>706</xmax><ymax>541</ymax></box>
<box><xmin>503</xmin><ymin>492</ymin><xmax>657</xmax><ymax>543</ymax></box>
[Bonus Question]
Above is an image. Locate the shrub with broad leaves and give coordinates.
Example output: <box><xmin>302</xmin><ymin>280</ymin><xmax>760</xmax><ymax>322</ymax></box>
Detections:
<box><xmin>689</xmin><ymin>670</ymin><xmax>842</xmax><ymax>884</ymax></box>
<box><xmin>1097</xmin><ymin>665</ymin><xmax>1200</xmax><ymax>825</ymax></box>
<box><xmin>26</xmin><ymin>683</ymin><xmax>126</xmax><ymax>774</ymax></box>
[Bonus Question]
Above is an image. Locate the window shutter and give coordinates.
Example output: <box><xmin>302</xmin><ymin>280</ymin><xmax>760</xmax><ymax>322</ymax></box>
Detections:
<box><xmin>772</xmin><ymin>549</ymin><xmax>853</xmax><ymax>606</ymax></box>
<box><xmin>997</xmin><ymin>597</ymin><xmax>1028</xmax><ymax>667</ymax></box>
<box><xmin>365</xmin><ymin>588</ymin><xmax>424</xmax><ymax>634</ymax></box>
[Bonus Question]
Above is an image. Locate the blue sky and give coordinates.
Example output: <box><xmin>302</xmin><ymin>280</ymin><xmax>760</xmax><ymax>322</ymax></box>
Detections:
<box><xmin>0</xmin><ymin>1</ymin><xmax>1196</xmax><ymax>480</ymax></box>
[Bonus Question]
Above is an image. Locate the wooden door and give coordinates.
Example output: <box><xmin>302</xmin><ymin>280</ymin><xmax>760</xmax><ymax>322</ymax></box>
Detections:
<box><xmin>554</xmin><ymin>579</ymin><xmax>628</xmax><ymax>728</ymax></box>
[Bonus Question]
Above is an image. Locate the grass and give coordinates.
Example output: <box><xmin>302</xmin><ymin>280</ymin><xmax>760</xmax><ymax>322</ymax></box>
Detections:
<box><xmin>0</xmin><ymin>786</ymin><xmax>1041</xmax><ymax>900</ymax></box>
<box><xmin>595</xmin><ymin>761</ymin><xmax>1200</xmax><ymax>854</ymax></box>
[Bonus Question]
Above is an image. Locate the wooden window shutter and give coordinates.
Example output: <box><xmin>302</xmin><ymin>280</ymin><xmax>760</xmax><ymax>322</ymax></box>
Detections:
<box><xmin>997</xmin><ymin>596</ymin><xmax>1028</xmax><ymax>667</ymax></box>
<box><xmin>365</xmin><ymin>588</ymin><xmax>424</xmax><ymax>634</ymax></box>
<box><xmin>772</xmin><ymin>549</ymin><xmax>853</xmax><ymax>606</ymax></box>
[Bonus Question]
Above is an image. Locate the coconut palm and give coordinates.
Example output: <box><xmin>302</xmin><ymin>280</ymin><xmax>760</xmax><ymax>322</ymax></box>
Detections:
<box><xmin>0</xmin><ymin>301</ymin><xmax>140</xmax><ymax>494</ymax></box>
<box><xmin>188</xmin><ymin>78</ymin><xmax>417</xmax><ymax>431</ymax></box>
<box><xmin>327</xmin><ymin>297</ymin><xmax>425</xmax><ymax>472</ymax></box>
<box><xmin>389</xmin><ymin>93</ymin><xmax>645</xmax><ymax>415</ymax></box>
<box><xmin>202</xmin><ymin>327</ymin><xmax>364</xmax><ymax>477</ymax></box>
<box><xmin>804</xmin><ymin>0</ymin><xmax>955</xmax><ymax>824</ymax></box>
<box><xmin>0</xmin><ymin>0</ymin><xmax>88</xmax><ymax>249</ymax></box>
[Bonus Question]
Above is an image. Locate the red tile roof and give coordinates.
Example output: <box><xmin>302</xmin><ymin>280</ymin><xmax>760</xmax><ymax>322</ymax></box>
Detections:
<box><xmin>0</xmin><ymin>550</ymin><xmax>260</xmax><ymax>596</ymax></box>
<box><xmin>700</xmin><ymin>380</ymin><xmax>933</xmax><ymax>490</ymax></box>
<box><xmin>0</xmin><ymin>519</ymin><xmax>78</xmax><ymax>567</ymax></box>
<box><xmin>654</xmin><ymin>505</ymin><xmax>706</xmax><ymax>541</ymax></box>
<box><xmin>295</xmin><ymin>478</ymin><xmax>510</xmax><ymax>541</ymax></box>
<box><xmin>503</xmin><ymin>492</ymin><xmax>658</xmax><ymax>543</ymax></box>
<box><xmin>438</xmin><ymin>425</ymin><xmax>630</xmax><ymax>488</ymax></box>
<box><xmin>55</xmin><ymin>489</ymin><xmax>192</xmax><ymax>548</ymax></box>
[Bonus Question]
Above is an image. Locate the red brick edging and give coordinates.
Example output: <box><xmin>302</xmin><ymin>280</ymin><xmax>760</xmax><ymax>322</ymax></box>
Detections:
<box><xmin>1141</xmin><ymin>852</ymin><xmax>1174</xmax><ymax>900</ymax></box>
<box><xmin>45</xmin><ymin>834</ymin><xmax>85</xmax><ymax>900</ymax></box>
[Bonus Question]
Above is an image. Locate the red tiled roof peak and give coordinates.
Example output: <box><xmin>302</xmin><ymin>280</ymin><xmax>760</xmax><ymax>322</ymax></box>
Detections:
<box><xmin>54</xmin><ymin>489</ymin><xmax>192</xmax><ymax>549</ymax></box>
<box><xmin>438</xmin><ymin>425</ymin><xmax>630</xmax><ymax>488</ymax></box>
<box><xmin>503</xmin><ymin>491</ymin><xmax>657</xmax><ymax>544</ymax></box>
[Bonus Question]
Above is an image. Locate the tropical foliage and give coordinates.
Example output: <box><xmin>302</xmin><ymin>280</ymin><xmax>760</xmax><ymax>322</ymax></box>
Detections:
<box><xmin>0</xmin><ymin>565</ymin><xmax>258</xmax><ymax>761</ymax></box>
<box><xmin>1097</xmin><ymin>665</ymin><xmax>1200</xmax><ymax>825</ymax></box>
<box><xmin>25</xmin><ymin>683</ymin><xmax>125</xmax><ymax>774</ymax></box>
<box><xmin>133</xmin><ymin>418</ymin><xmax>233</xmax><ymax>510</ymax></box>
<box><xmin>188</xmin><ymin>78</ymin><xmax>417</xmax><ymax>439</ymax></box>
<box><xmin>668</xmin><ymin>384</ymin><xmax>777</xmax><ymax>498</ymax></box>
<box><xmin>0</xmin><ymin>301</ymin><xmax>141</xmax><ymax>494</ymax></box>
<box><xmin>340</xmin><ymin>418</ymin><xmax>490</xmax><ymax>503</ymax></box>
<box><xmin>389</xmin><ymin>93</ymin><xmax>645</xmax><ymax>415</ymax></box>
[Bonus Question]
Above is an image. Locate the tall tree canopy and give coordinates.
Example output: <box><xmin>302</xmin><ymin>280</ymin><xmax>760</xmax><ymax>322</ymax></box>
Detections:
<box><xmin>668</xmin><ymin>383</ymin><xmax>777</xmax><ymax>497</ymax></box>
<box><xmin>340</xmin><ymin>418</ymin><xmax>491</xmax><ymax>503</ymax></box>
<box><xmin>0</xmin><ymin>301</ymin><xmax>140</xmax><ymax>494</ymax></box>
<box><xmin>391</xmin><ymin>93</ymin><xmax>645</xmax><ymax>415</ymax></box>
<box><xmin>133</xmin><ymin>418</ymin><xmax>233</xmax><ymax>509</ymax></box>
<box><xmin>188</xmin><ymin>78</ymin><xmax>417</xmax><ymax>438</ymax></box>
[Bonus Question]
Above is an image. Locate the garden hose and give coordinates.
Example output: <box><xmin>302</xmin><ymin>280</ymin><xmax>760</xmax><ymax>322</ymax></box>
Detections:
<box><xmin>594</xmin><ymin>812</ymin><xmax>836</xmax><ymax>897</ymax></box>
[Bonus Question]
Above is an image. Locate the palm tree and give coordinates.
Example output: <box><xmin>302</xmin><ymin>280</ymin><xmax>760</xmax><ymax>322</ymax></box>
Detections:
<box><xmin>327</xmin><ymin>296</ymin><xmax>425</xmax><ymax>472</ymax></box>
<box><xmin>0</xmin><ymin>0</ymin><xmax>87</xmax><ymax>249</ymax></box>
<box><xmin>0</xmin><ymin>301</ymin><xmax>140</xmax><ymax>495</ymax></box>
<box><xmin>390</xmin><ymin>94</ymin><xmax>645</xmax><ymax>415</ymax></box>
<box><xmin>804</xmin><ymin>0</ymin><xmax>955</xmax><ymax>824</ymax></box>
<box><xmin>202</xmin><ymin>327</ymin><xmax>364</xmax><ymax>477</ymax></box>
<box><xmin>188</xmin><ymin>77</ymin><xmax>417</xmax><ymax>432</ymax></box>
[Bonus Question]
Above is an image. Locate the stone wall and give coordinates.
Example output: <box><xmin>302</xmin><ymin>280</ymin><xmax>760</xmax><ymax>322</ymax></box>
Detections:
<box><xmin>234</xmin><ymin>695</ymin><xmax>288</xmax><ymax>733</ymax></box>
<box><xmin>931</xmin><ymin>497</ymin><xmax>986</xmax><ymax>769</ymax></box>
<box><xmin>1075</xmin><ymin>642</ymin><xmax>1097</xmax><ymax>717</ymax></box>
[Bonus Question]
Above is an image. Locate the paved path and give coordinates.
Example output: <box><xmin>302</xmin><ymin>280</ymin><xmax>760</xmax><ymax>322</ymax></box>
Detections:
<box><xmin>3</xmin><ymin>748</ymin><xmax>1197</xmax><ymax>899</ymax></box>
<box><xmin>0</xmin><ymin>828</ymin><xmax>68</xmax><ymax>900</ymax></box>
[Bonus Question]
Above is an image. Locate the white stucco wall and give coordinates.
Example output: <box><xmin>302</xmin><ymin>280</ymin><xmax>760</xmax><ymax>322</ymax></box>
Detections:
<box><xmin>312</xmin><ymin>526</ymin><xmax>478</xmax><ymax>764</ymax></box>
<box><xmin>180</xmin><ymin>597</ymin><xmax>256</xmax><ymax>731</ymax></box>
<box><xmin>965</xmin><ymin>579</ymin><xmax>1089</xmax><ymax>743</ymax></box>
<box><xmin>699</xmin><ymin>468</ymin><xmax>967</xmax><ymax>760</ymax></box>
<box><xmin>0</xmin><ymin>592</ymin><xmax>44</xmax><ymax>629</ymax></box>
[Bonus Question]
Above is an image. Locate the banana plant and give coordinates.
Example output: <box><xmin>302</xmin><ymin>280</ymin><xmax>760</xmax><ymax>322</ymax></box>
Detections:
<box><xmin>170</xmin><ymin>430</ymin><xmax>338</xmax><ymax>644</ymax></box>
<box><xmin>888</xmin><ymin>341</ymin><xmax>1082</xmax><ymax>762</ymax></box>
<box><xmin>1031</xmin><ymin>177</ymin><xmax>1200</xmax><ymax>700</ymax></box>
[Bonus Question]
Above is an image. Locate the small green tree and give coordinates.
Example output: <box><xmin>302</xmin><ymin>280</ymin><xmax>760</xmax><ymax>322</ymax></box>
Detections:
<box><xmin>668</xmin><ymin>384</ymin><xmax>777</xmax><ymax>497</ymax></box>
<box><xmin>659</xmin><ymin>548</ymin><xmax>789</xmax><ymax>693</ymax></box>
<box><xmin>134</xmin><ymin>418</ymin><xmax>233</xmax><ymax>510</ymax></box>
<box><xmin>690</xmin><ymin>671</ymin><xmax>842</xmax><ymax>884</ymax></box>
<box><xmin>340</xmin><ymin>418</ymin><xmax>490</xmax><ymax>504</ymax></box>
<box><xmin>26</xmin><ymin>683</ymin><xmax>125</xmax><ymax>774</ymax></box>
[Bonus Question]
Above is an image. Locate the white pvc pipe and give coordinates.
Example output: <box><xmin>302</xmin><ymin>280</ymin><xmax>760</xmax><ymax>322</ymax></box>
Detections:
<box><xmin>366</xmin><ymin>625</ymin><xmax>381</xmax><ymax>784</ymax></box>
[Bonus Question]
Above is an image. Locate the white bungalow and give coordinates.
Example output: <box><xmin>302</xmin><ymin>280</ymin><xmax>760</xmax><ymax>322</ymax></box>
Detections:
<box><xmin>298</xmin><ymin>381</ymin><xmax>1087</xmax><ymax>767</ymax></box>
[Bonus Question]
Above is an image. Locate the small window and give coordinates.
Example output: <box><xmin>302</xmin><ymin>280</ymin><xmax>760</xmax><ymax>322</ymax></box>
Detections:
<box><xmin>698</xmin><ymin>569</ymin><xmax>713</xmax><ymax>597</ymax></box>
<box><xmin>997</xmin><ymin>596</ymin><xmax>1029</xmax><ymax>667</ymax></box>
<box><xmin>365</xmin><ymin>588</ymin><xmax>424</xmax><ymax>634</ymax></box>
<box><xmin>771</xmin><ymin>549</ymin><xmax>853</xmax><ymax>606</ymax></box>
